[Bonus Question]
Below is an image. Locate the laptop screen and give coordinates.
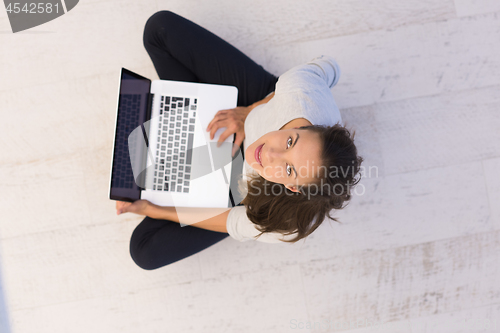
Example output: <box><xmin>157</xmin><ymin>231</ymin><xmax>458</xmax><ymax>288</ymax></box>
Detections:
<box><xmin>110</xmin><ymin>69</ymin><xmax>151</xmax><ymax>202</ymax></box>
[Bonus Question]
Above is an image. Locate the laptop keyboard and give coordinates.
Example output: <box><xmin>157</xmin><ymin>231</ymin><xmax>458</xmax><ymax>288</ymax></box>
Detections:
<box><xmin>112</xmin><ymin>93</ymin><xmax>141</xmax><ymax>189</ymax></box>
<box><xmin>153</xmin><ymin>95</ymin><xmax>197</xmax><ymax>193</ymax></box>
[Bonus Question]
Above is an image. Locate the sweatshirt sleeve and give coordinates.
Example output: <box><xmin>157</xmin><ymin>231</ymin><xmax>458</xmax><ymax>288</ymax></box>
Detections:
<box><xmin>226</xmin><ymin>206</ymin><xmax>298</xmax><ymax>243</ymax></box>
<box><xmin>276</xmin><ymin>55</ymin><xmax>341</xmax><ymax>91</ymax></box>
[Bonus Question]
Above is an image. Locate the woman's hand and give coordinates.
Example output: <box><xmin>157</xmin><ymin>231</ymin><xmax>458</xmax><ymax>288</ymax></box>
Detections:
<box><xmin>206</xmin><ymin>106</ymin><xmax>252</xmax><ymax>157</ymax></box>
<box><xmin>116</xmin><ymin>200</ymin><xmax>151</xmax><ymax>216</ymax></box>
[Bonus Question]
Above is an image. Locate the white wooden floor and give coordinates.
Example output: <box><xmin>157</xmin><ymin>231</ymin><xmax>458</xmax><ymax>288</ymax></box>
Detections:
<box><xmin>1</xmin><ymin>0</ymin><xmax>500</xmax><ymax>332</ymax></box>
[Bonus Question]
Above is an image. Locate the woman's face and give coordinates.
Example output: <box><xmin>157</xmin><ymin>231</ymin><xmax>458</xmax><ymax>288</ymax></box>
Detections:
<box><xmin>245</xmin><ymin>127</ymin><xmax>323</xmax><ymax>192</ymax></box>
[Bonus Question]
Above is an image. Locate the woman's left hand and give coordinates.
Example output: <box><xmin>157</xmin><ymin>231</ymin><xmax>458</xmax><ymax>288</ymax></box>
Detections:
<box><xmin>116</xmin><ymin>200</ymin><xmax>151</xmax><ymax>216</ymax></box>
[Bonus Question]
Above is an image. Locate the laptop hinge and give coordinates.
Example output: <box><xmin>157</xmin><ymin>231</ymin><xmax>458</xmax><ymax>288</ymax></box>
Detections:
<box><xmin>137</xmin><ymin>93</ymin><xmax>154</xmax><ymax>190</ymax></box>
<box><xmin>146</xmin><ymin>92</ymin><xmax>153</xmax><ymax>125</ymax></box>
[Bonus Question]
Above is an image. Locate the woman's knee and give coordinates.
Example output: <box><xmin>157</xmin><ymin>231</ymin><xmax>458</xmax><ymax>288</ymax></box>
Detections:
<box><xmin>130</xmin><ymin>254</ymin><xmax>159</xmax><ymax>270</ymax></box>
<box><xmin>147</xmin><ymin>10</ymin><xmax>177</xmax><ymax>25</ymax></box>
<box><xmin>129</xmin><ymin>238</ymin><xmax>158</xmax><ymax>270</ymax></box>
<box><xmin>129</xmin><ymin>224</ymin><xmax>159</xmax><ymax>270</ymax></box>
<box><xmin>143</xmin><ymin>10</ymin><xmax>181</xmax><ymax>46</ymax></box>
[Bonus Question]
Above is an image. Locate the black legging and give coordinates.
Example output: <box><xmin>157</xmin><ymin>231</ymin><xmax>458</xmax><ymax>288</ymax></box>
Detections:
<box><xmin>129</xmin><ymin>11</ymin><xmax>278</xmax><ymax>270</ymax></box>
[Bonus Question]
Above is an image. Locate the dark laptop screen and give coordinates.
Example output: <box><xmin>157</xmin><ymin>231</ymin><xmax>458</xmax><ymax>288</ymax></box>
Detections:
<box><xmin>110</xmin><ymin>69</ymin><xmax>151</xmax><ymax>202</ymax></box>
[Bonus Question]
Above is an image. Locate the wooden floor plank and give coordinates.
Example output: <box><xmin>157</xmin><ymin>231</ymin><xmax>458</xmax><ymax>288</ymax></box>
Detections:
<box><xmin>0</xmin><ymin>0</ymin><xmax>499</xmax><ymax>332</ymax></box>
<box><xmin>300</xmin><ymin>230</ymin><xmax>500</xmax><ymax>332</ymax></box>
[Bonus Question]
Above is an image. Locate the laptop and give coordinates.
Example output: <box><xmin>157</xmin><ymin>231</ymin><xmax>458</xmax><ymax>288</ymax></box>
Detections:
<box><xmin>109</xmin><ymin>68</ymin><xmax>245</xmax><ymax>210</ymax></box>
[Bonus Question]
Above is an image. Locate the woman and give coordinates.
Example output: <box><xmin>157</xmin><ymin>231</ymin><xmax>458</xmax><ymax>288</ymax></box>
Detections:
<box><xmin>115</xmin><ymin>11</ymin><xmax>363</xmax><ymax>270</ymax></box>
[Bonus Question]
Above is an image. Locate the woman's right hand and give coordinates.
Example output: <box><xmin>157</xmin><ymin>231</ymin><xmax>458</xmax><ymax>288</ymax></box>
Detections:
<box><xmin>206</xmin><ymin>106</ymin><xmax>252</xmax><ymax>157</ymax></box>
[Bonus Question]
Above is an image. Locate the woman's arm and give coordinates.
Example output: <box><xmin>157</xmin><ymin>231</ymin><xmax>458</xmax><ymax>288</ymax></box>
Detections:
<box><xmin>206</xmin><ymin>91</ymin><xmax>275</xmax><ymax>157</ymax></box>
<box><xmin>146</xmin><ymin>203</ymin><xmax>230</xmax><ymax>233</ymax></box>
<box><xmin>116</xmin><ymin>200</ymin><xmax>231</xmax><ymax>233</ymax></box>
